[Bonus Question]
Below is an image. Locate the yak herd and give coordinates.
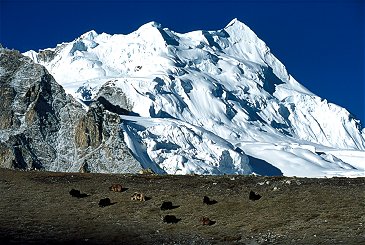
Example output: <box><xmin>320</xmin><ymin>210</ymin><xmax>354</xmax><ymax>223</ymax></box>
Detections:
<box><xmin>69</xmin><ymin>182</ymin><xmax>262</xmax><ymax>225</ymax></box>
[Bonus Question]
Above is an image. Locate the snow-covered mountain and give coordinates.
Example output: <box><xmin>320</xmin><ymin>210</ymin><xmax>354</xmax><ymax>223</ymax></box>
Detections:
<box><xmin>23</xmin><ymin>19</ymin><xmax>365</xmax><ymax>177</ymax></box>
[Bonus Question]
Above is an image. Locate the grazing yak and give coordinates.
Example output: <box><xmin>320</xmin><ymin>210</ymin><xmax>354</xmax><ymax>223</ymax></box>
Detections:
<box><xmin>69</xmin><ymin>189</ymin><xmax>88</xmax><ymax>198</ymax></box>
<box><xmin>163</xmin><ymin>215</ymin><xmax>181</xmax><ymax>224</ymax></box>
<box><xmin>131</xmin><ymin>192</ymin><xmax>146</xmax><ymax>202</ymax></box>
<box><xmin>203</xmin><ymin>196</ymin><xmax>217</xmax><ymax>205</ymax></box>
<box><xmin>160</xmin><ymin>201</ymin><xmax>179</xmax><ymax>210</ymax></box>
<box><xmin>98</xmin><ymin>198</ymin><xmax>113</xmax><ymax>207</ymax></box>
<box><xmin>249</xmin><ymin>190</ymin><xmax>262</xmax><ymax>201</ymax></box>
<box><xmin>109</xmin><ymin>184</ymin><xmax>123</xmax><ymax>192</ymax></box>
<box><xmin>200</xmin><ymin>217</ymin><xmax>216</xmax><ymax>226</ymax></box>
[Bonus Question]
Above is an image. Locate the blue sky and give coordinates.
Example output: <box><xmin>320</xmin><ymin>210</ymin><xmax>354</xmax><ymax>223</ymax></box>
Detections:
<box><xmin>1</xmin><ymin>0</ymin><xmax>364</xmax><ymax>123</ymax></box>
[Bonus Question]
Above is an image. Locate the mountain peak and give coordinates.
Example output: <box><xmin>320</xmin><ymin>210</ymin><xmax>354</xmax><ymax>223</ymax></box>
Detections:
<box><xmin>138</xmin><ymin>21</ymin><xmax>162</xmax><ymax>30</ymax></box>
<box><xmin>225</xmin><ymin>18</ymin><xmax>247</xmax><ymax>29</ymax></box>
<box><xmin>80</xmin><ymin>30</ymin><xmax>98</xmax><ymax>40</ymax></box>
<box><xmin>223</xmin><ymin>18</ymin><xmax>258</xmax><ymax>44</ymax></box>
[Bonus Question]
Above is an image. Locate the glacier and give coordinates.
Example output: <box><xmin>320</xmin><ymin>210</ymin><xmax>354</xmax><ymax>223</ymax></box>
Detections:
<box><xmin>23</xmin><ymin>18</ymin><xmax>365</xmax><ymax>177</ymax></box>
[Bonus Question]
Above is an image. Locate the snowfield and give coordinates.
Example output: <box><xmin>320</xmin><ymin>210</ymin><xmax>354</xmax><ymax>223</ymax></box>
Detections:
<box><xmin>24</xmin><ymin>19</ymin><xmax>365</xmax><ymax>177</ymax></box>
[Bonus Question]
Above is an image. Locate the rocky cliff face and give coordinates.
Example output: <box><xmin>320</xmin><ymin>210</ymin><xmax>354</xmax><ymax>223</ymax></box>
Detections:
<box><xmin>0</xmin><ymin>48</ymin><xmax>141</xmax><ymax>173</ymax></box>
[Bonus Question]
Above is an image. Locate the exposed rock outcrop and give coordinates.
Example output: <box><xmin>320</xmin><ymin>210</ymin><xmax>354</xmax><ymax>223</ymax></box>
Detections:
<box><xmin>74</xmin><ymin>102</ymin><xmax>139</xmax><ymax>173</ymax></box>
<box><xmin>0</xmin><ymin>48</ymin><xmax>141</xmax><ymax>173</ymax></box>
<box><xmin>96</xmin><ymin>83</ymin><xmax>134</xmax><ymax>115</ymax></box>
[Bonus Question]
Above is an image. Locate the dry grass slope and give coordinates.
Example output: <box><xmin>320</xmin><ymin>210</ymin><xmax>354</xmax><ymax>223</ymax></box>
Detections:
<box><xmin>0</xmin><ymin>168</ymin><xmax>364</xmax><ymax>244</ymax></box>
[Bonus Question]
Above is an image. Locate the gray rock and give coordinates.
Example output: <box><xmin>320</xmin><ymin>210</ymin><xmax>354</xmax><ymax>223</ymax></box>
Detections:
<box><xmin>0</xmin><ymin>48</ymin><xmax>141</xmax><ymax>173</ymax></box>
<box><xmin>96</xmin><ymin>83</ymin><xmax>134</xmax><ymax>115</ymax></box>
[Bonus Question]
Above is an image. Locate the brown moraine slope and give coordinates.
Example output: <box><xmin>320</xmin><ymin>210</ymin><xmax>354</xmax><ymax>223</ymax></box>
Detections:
<box><xmin>0</xmin><ymin>168</ymin><xmax>364</xmax><ymax>244</ymax></box>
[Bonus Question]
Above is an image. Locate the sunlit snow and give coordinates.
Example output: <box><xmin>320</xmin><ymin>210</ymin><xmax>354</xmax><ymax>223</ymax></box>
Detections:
<box><xmin>24</xmin><ymin>19</ymin><xmax>365</xmax><ymax>177</ymax></box>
